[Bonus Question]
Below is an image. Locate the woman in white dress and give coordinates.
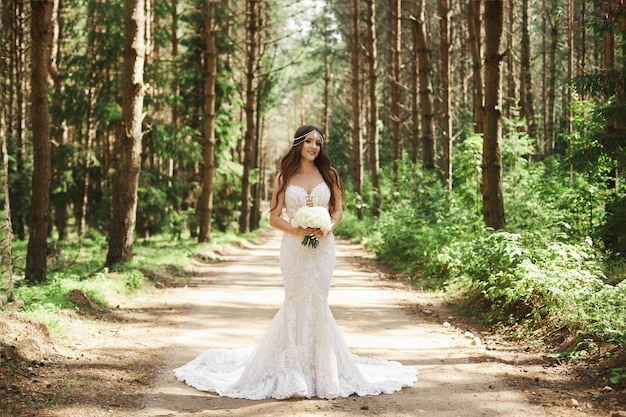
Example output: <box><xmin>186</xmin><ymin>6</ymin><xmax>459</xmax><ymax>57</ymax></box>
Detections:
<box><xmin>174</xmin><ymin>125</ymin><xmax>417</xmax><ymax>400</ymax></box>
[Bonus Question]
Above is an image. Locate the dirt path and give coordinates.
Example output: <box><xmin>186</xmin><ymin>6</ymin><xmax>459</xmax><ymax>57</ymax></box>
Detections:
<box><xmin>28</xmin><ymin>229</ymin><xmax>619</xmax><ymax>417</ymax></box>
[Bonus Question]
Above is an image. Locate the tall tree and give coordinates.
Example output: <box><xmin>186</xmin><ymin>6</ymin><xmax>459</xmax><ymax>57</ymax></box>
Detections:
<box><xmin>390</xmin><ymin>0</ymin><xmax>402</xmax><ymax>175</ymax></box>
<box><xmin>0</xmin><ymin>7</ymin><xmax>13</xmax><ymax>296</ymax></box>
<box><xmin>105</xmin><ymin>0</ymin><xmax>146</xmax><ymax>266</ymax></box>
<box><xmin>26</xmin><ymin>0</ymin><xmax>53</xmax><ymax>283</ymax></box>
<box><xmin>520</xmin><ymin>0</ymin><xmax>538</xmax><ymax>157</ymax></box>
<box><xmin>321</xmin><ymin>1</ymin><xmax>333</xmax><ymax>140</ymax></box>
<box><xmin>409</xmin><ymin>14</ymin><xmax>420</xmax><ymax>164</ymax></box>
<box><xmin>565</xmin><ymin>0</ymin><xmax>573</xmax><ymax>135</ymax></box>
<box><xmin>505</xmin><ymin>0</ymin><xmax>516</xmax><ymax>118</ymax></box>
<box><xmin>438</xmin><ymin>0</ymin><xmax>452</xmax><ymax>190</ymax></box>
<box><xmin>49</xmin><ymin>0</ymin><xmax>70</xmax><ymax>240</ymax></box>
<box><xmin>482</xmin><ymin>0</ymin><xmax>505</xmax><ymax>230</ymax></box>
<box><xmin>6</xmin><ymin>0</ymin><xmax>28</xmax><ymax>241</ymax></box>
<box><xmin>0</xmin><ymin>118</ymin><xmax>12</xmax><ymax>299</ymax></box>
<box><xmin>239</xmin><ymin>0</ymin><xmax>258</xmax><ymax>233</ymax></box>
<box><xmin>78</xmin><ymin>0</ymin><xmax>101</xmax><ymax>237</ymax></box>
<box><xmin>467</xmin><ymin>0</ymin><xmax>484</xmax><ymax>133</ymax></box>
<box><xmin>544</xmin><ymin>0</ymin><xmax>559</xmax><ymax>156</ymax></box>
<box><xmin>366</xmin><ymin>0</ymin><xmax>381</xmax><ymax>217</ymax></box>
<box><xmin>198</xmin><ymin>0</ymin><xmax>217</xmax><ymax>243</ymax></box>
<box><xmin>412</xmin><ymin>0</ymin><xmax>435</xmax><ymax>170</ymax></box>
<box><xmin>351</xmin><ymin>0</ymin><xmax>363</xmax><ymax>217</ymax></box>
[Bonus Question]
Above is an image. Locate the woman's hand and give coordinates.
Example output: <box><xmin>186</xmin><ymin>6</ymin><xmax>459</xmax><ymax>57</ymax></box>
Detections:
<box><xmin>296</xmin><ymin>227</ymin><xmax>324</xmax><ymax>240</ymax></box>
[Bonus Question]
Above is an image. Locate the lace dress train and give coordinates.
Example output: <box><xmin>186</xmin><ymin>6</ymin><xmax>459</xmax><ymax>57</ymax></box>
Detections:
<box><xmin>173</xmin><ymin>183</ymin><xmax>417</xmax><ymax>400</ymax></box>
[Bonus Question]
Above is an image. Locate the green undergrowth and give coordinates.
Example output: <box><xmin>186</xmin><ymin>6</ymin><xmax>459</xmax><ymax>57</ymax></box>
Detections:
<box><xmin>4</xmin><ymin>225</ymin><xmax>268</xmax><ymax>337</ymax></box>
<box><xmin>338</xmin><ymin>130</ymin><xmax>626</xmax><ymax>352</ymax></box>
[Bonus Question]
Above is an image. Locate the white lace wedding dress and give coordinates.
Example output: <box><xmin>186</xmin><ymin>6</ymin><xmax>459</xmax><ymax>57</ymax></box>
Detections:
<box><xmin>173</xmin><ymin>182</ymin><xmax>418</xmax><ymax>400</ymax></box>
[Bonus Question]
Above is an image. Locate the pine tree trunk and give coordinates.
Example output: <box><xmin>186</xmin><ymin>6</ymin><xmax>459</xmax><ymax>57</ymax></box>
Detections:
<box><xmin>239</xmin><ymin>0</ymin><xmax>257</xmax><ymax>233</ymax></box>
<box><xmin>198</xmin><ymin>0</ymin><xmax>217</xmax><ymax>243</ymax></box>
<box><xmin>351</xmin><ymin>0</ymin><xmax>363</xmax><ymax>218</ymax></box>
<box><xmin>545</xmin><ymin>0</ymin><xmax>558</xmax><ymax>157</ymax></box>
<box><xmin>390</xmin><ymin>0</ymin><xmax>402</xmax><ymax>176</ymax></box>
<box><xmin>170</xmin><ymin>0</ymin><xmax>178</xmax><ymax>180</ymax></box>
<box><xmin>505</xmin><ymin>0</ymin><xmax>516</xmax><ymax>118</ymax></box>
<box><xmin>459</xmin><ymin>1</ymin><xmax>468</xmax><ymax>112</ymax></box>
<box><xmin>77</xmin><ymin>4</ymin><xmax>100</xmax><ymax>237</ymax></box>
<box><xmin>467</xmin><ymin>0</ymin><xmax>484</xmax><ymax>133</ymax></box>
<box><xmin>322</xmin><ymin>2</ymin><xmax>331</xmax><ymax>140</ymax></box>
<box><xmin>415</xmin><ymin>0</ymin><xmax>435</xmax><ymax>170</ymax></box>
<box><xmin>566</xmin><ymin>0</ymin><xmax>573</xmax><ymax>135</ymax></box>
<box><xmin>541</xmin><ymin>0</ymin><xmax>547</xmax><ymax>149</ymax></box>
<box><xmin>366</xmin><ymin>0</ymin><xmax>381</xmax><ymax>217</ymax></box>
<box><xmin>482</xmin><ymin>0</ymin><xmax>505</xmax><ymax>230</ymax></box>
<box><xmin>0</xmin><ymin>22</ymin><xmax>14</xmax><ymax>296</ymax></box>
<box><xmin>410</xmin><ymin>15</ymin><xmax>420</xmax><ymax>164</ymax></box>
<box><xmin>438</xmin><ymin>0</ymin><xmax>452</xmax><ymax>190</ymax></box>
<box><xmin>520</xmin><ymin>0</ymin><xmax>538</xmax><ymax>157</ymax></box>
<box><xmin>7</xmin><ymin>0</ymin><xmax>28</xmax><ymax>241</ymax></box>
<box><xmin>49</xmin><ymin>0</ymin><xmax>69</xmax><ymax>241</ymax></box>
<box><xmin>26</xmin><ymin>0</ymin><xmax>53</xmax><ymax>283</ymax></box>
<box><xmin>0</xmin><ymin>125</ymin><xmax>13</xmax><ymax>298</ymax></box>
<box><xmin>578</xmin><ymin>1</ymin><xmax>586</xmax><ymax>86</ymax></box>
<box><xmin>106</xmin><ymin>0</ymin><xmax>145</xmax><ymax>267</ymax></box>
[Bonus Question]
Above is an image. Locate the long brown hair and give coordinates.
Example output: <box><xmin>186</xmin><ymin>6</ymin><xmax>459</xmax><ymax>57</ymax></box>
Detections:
<box><xmin>271</xmin><ymin>125</ymin><xmax>345</xmax><ymax>214</ymax></box>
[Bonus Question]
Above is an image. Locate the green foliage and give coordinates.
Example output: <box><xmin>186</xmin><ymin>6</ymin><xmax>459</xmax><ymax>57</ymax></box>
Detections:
<box><xmin>6</xmin><ymin>225</ymin><xmax>267</xmax><ymax>336</ymax></box>
<box><xmin>212</xmin><ymin>161</ymin><xmax>243</xmax><ymax>233</ymax></box>
<box><xmin>342</xmin><ymin>110</ymin><xmax>626</xmax><ymax>345</ymax></box>
<box><xmin>124</xmin><ymin>270</ymin><xmax>144</xmax><ymax>290</ymax></box>
<box><xmin>12</xmin><ymin>270</ymin><xmax>110</xmax><ymax>328</ymax></box>
<box><xmin>610</xmin><ymin>367</ymin><xmax>626</xmax><ymax>385</ymax></box>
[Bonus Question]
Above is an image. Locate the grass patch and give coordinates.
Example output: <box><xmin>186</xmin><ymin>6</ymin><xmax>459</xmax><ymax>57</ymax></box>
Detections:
<box><xmin>4</xmin><ymin>223</ymin><xmax>270</xmax><ymax>336</ymax></box>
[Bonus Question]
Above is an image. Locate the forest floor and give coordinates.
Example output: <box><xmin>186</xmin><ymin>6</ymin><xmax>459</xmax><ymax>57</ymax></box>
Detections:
<box><xmin>1</xmin><ymin>228</ymin><xmax>625</xmax><ymax>417</ymax></box>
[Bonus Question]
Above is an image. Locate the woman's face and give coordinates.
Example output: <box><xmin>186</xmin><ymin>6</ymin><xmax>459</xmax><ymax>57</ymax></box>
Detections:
<box><xmin>300</xmin><ymin>131</ymin><xmax>322</xmax><ymax>162</ymax></box>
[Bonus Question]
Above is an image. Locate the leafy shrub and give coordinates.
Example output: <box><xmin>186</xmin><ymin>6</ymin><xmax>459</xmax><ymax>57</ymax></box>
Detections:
<box><xmin>348</xmin><ymin>119</ymin><xmax>626</xmax><ymax>344</ymax></box>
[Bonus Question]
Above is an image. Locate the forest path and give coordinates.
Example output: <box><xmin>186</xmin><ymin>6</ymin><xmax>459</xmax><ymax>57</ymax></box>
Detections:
<box><xmin>38</xmin><ymin>228</ymin><xmax>607</xmax><ymax>417</ymax></box>
<box><xmin>130</xmin><ymin>228</ymin><xmax>596</xmax><ymax>417</ymax></box>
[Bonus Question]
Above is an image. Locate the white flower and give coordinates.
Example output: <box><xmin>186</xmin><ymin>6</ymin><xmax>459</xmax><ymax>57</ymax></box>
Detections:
<box><xmin>290</xmin><ymin>206</ymin><xmax>332</xmax><ymax>248</ymax></box>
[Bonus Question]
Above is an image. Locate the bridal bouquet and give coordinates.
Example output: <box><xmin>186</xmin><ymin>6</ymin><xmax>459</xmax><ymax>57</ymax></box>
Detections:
<box><xmin>290</xmin><ymin>206</ymin><xmax>333</xmax><ymax>249</ymax></box>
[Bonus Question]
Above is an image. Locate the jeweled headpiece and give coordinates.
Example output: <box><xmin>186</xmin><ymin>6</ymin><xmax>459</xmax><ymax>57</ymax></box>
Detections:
<box><xmin>292</xmin><ymin>129</ymin><xmax>323</xmax><ymax>147</ymax></box>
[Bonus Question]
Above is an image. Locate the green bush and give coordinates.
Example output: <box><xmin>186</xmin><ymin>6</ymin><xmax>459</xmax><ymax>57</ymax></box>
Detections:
<box><xmin>346</xmin><ymin>116</ymin><xmax>626</xmax><ymax>345</ymax></box>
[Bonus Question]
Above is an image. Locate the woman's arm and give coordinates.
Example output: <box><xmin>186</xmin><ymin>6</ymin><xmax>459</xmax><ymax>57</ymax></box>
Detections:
<box><xmin>328</xmin><ymin>182</ymin><xmax>343</xmax><ymax>234</ymax></box>
<box><xmin>269</xmin><ymin>174</ymin><xmax>310</xmax><ymax>237</ymax></box>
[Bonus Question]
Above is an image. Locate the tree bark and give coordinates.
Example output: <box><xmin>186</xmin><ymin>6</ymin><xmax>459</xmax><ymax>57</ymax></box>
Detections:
<box><xmin>26</xmin><ymin>0</ymin><xmax>53</xmax><ymax>283</ymax></box>
<box><xmin>322</xmin><ymin>2</ymin><xmax>332</xmax><ymax>140</ymax></box>
<box><xmin>239</xmin><ymin>0</ymin><xmax>258</xmax><ymax>233</ymax></box>
<box><xmin>414</xmin><ymin>0</ymin><xmax>435</xmax><ymax>170</ymax></box>
<box><xmin>566</xmin><ymin>0</ymin><xmax>573</xmax><ymax>135</ymax></box>
<box><xmin>351</xmin><ymin>0</ymin><xmax>363</xmax><ymax>218</ymax></box>
<box><xmin>366</xmin><ymin>0</ymin><xmax>381</xmax><ymax>217</ymax></box>
<box><xmin>409</xmin><ymin>13</ymin><xmax>420</xmax><ymax>164</ymax></box>
<box><xmin>545</xmin><ymin>0</ymin><xmax>558</xmax><ymax>157</ymax></box>
<box><xmin>170</xmin><ymin>0</ymin><xmax>178</xmax><ymax>181</ymax></box>
<box><xmin>520</xmin><ymin>0</ymin><xmax>539</xmax><ymax>157</ymax></box>
<box><xmin>578</xmin><ymin>0</ymin><xmax>586</xmax><ymax>84</ymax></box>
<box><xmin>482</xmin><ymin>0</ymin><xmax>505</xmax><ymax>230</ymax></box>
<box><xmin>0</xmin><ymin>37</ymin><xmax>13</xmax><ymax>296</ymax></box>
<box><xmin>198</xmin><ymin>0</ymin><xmax>217</xmax><ymax>243</ymax></box>
<box><xmin>49</xmin><ymin>0</ymin><xmax>69</xmax><ymax>241</ymax></box>
<box><xmin>505</xmin><ymin>0</ymin><xmax>516</xmax><ymax>118</ymax></box>
<box><xmin>390</xmin><ymin>0</ymin><xmax>402</xmax><ymax>176</ymax></box>
<box><xmin>7</xmin><ymin>0</ymin><xmax>28</xmax><ymax>241</ymax></box>
<box><xmin>467</xmin><ymin>0</ymin><xmax>484</xmax><ymax>133</ymax></box>
<box><xmin>438</xmin><ymin>0</ymin><xmax>452</xmax><ymax>190</ymax></box>
<box><xmin>78</xmin><ymin>2</ymin><xmax>99</xmax><ymax>237</ymax></box>
<box><xmin>105</xmin><ymin>0</ymin><xmax>146</xmax><ymax>267</ymax></box>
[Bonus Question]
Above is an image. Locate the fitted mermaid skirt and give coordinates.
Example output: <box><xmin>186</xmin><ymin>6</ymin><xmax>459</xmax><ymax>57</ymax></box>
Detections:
<box><xmin>173</xmin><ymin>183</ymin><xmax>417</xmax><ymax>399</ymax></box>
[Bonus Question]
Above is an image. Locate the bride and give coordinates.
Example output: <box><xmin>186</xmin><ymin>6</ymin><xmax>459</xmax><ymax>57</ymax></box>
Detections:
<box><xmin>174</xmin><ymin>125</ymin><xmax>418</xmax><ymax>400</ymax></box>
